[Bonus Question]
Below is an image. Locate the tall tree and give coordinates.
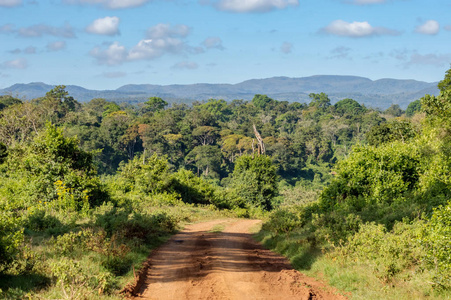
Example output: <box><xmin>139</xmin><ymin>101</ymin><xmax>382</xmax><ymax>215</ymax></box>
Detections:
<box><xmin>438</xmin><ymin>65</ymin><xmax>451</xmax><ymax>92</ymax></box>
<box><xmin>144</xmin><ymin>97</ymin><xmax>168</xmax><ymax>113</ymax></box>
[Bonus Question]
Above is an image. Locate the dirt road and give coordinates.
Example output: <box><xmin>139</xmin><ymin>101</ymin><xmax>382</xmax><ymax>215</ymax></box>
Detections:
<box><xmin>130</xmin><ymin>219</ymin><xmax>346</xmax><ymax>300</ymax></box>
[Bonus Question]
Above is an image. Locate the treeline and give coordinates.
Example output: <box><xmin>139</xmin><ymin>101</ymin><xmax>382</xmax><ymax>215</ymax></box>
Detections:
<box><xmin>0</xmin><ymin>87</ymin><xmax>412</xmax><ymax>181</ymax></box>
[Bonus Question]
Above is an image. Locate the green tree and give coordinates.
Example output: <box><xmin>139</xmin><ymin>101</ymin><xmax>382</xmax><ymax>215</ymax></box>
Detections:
<box><xmin>230</xmin><ymin>155</ymin><xmax>278</xmax><ymax>210</ymax></box>
<box><xmin>405</xmin><ymin>100</ymin><xmax>421</xmax><ymax>117</ymax></box>
<box><xmin>308</xmin><ymin>92</ymin><xmax>331</xmax><ymax>109</ymax></box>
<box><xmin>102</xmin><ymin>102</ymin><xmax>121</xmax><ymax>118</ymax></box>
<box><xmin>45</xmin><ymin>85</ymin><xmax>80</xmax><ymax>113</ymax></box>
<box><xmin>366</xmin><ymin>120</ymin><xmax>416</xmax><ymax>146</ymax></box>
<box><xmin>196</xmin><ymin>99</ymin><xmax>232</xmax><ymax>122</ymax></box>
<box><xmin>0</xmin><ymin>101</ymin><xmax>44</xmax><ymax>145</ymax></box>
<box><xmin>384</xmin><ymin>104</ymin><xmax>404</xmax><ymax>117</ymax></box>
<box><xmin>2</xmin><ymin>123</ymin><xmax>107</xmax><ymax>210</ymax></box>
<box><xmin>319</xmin><ymin>141</ymin><xmax>421</xmax><ymax>215</ymax></box>
<box><xmin>192</xmin><ymin>126</ymin><xmax>218</xmax><ymax>146</ymax></box>
<box><xmin>252</xmin><ymin>94</ymin><xmax>275</xmax><ymax>110</ymax></box>
<box><xmin>185</xmin><ymin>145</ymin><xmax>222</xmax><ymax>178</ymax></box>
<box><xmin>144</xmin><ymin>97</ymin><xmax>168</xmax><ymax>113</ymax></box>
<box><xmin>421</xmin><ymin>90</ymin><xmax>451</xmax><ymax>122</ymax></box>
<box><xmin>334</xmin><ymin>98</ymin><xmax>365</xmax><ymax>117</ymax></box>
<box><xmin>437</xmin><ymin>65</ymin><xmax>451</xmax><ymax>92</ymax></box>
<box><xmin>0</xmin><ymin>95</ymin><xmax>22</xmax><ymax>111</ymax></box>
<box><xmin>115</xmin><ymin>153</ymin><xmax>171</xmax><ymax>195</ymax></box>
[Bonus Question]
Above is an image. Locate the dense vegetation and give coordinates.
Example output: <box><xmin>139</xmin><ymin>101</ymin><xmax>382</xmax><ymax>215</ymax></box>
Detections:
<box><xmin>258</xmin><ymin>67</ymin><xmax>451</xmax><ymax>298</ymax></box>
<box><xmin>0</xmin><ymin>67</ymin><xmax>450</xmax><ymax>299</ymax></box>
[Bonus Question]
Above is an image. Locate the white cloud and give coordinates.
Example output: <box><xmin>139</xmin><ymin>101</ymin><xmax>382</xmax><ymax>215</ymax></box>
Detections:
<box><xmin>146</xmin><ymin>23</ymin><xmax>190</xmax><ymax>39</ymax></box>
<box><xmin>2</xmin><ymin>58</ymin><xmax>28</xmax><ymax>69</ymax></box>
<box><xmin>64</xmin><ymin>0</ymin><xmax>149</xmax><ymax>9</ymax></box>
<box><xmin>415</xmin><ymin>20</ymin><xmax>440</xmax><ymax>35</ymax></box>
<box><xmin>46</xmin><ymin>41</ymin><xmax>66</xmax><ymax>51</ymax></box>
<box><xmin>280</xmin><ymin>42</ymin><xmax>292</xmax><ymax>54</ymax></box>
<box><xmin>322</xmin><ymin>20</ymin><xmax>400</xmax><ymax>37</ymax></box>
<box><xmin>202</xmin><ymin>0</ymin><xmax>299</xmax><ymax>13</ymax></box>
<box><xmin>172</xmin><ymin>61</ymin><xmax>198</xmax><ymax>70</ymax></box>
<box><xmin>445</xmin><ymin>25</ymin><xmax>451</xmax><ymax>31</ymax></box>
<box><xmin>0</xmin><ymin>0</ymin><xmax>22</xmax><ymax>7</ymax></box>
<box><xmin>86</xmin><ymin>16</ymin><xmax>120</xmax><ymax>36</ymax></box>
<box><xmin>202</xmin><ymin>37</ymin><xmax>224</xmax><ymax>50</ymax></box>
<box><xmin>90</xmin><ymin>42</ymin><xmax>128</xmax><ymax>65</ymax></box>
<box><xmin>128</xmin><ymin>38</ymin><xmax>185</xmax><ymax>61</ymax></box>
<box><xmin>90</xmin><ymin>23</ymin><xmax>195</xmax><ymax>65</ymax></box>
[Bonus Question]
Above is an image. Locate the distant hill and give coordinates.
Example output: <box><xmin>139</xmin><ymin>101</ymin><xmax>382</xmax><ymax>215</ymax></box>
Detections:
<box><xmin>0</xmin><ymin>75</ymin><xmax>439</xmax><ymax>109</ymax></box>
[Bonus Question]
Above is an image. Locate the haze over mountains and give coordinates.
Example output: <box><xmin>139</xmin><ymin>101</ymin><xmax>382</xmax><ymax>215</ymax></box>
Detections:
<box><xmin>0</xmin><ymin>75</ymin><xmax>439</xmax><ymax>109</ymax></box>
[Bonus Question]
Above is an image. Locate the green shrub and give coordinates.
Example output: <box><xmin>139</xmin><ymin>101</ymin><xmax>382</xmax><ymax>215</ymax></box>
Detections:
<box><xmin>422</xmin><ymin>201</ymin><xmax>451</xmax><ymax>289</ymax></box>
<box><xmin>263</xmin><ymin>209</ymin><xmax>302</xmax><ymax>234</ymax></box>
<box><xmin>1</xmin><ymin>124</ymin><xmax>109</xmax><ymax>211</ymax></box>
<box><xmin>114</xmin><ymin>153</ymin><xmax>172</xmax><ymax>195</ymax></box>
<box><xmin>0</xmin><ymin>212</ymin><xmax>24</xmax><ymax>272</ymax></box>
<box><xmin>101</xmin><ymin>255</ymin><xmax>132</xmax><ymax>276</ymax></box>
<box><xmin>320</xmin><ymin>142</ymin><xmax>421</xmax><ymax>211</ymax></box>
<box><xmin>51</xmin><ymin>231</ymin><xmax>85</xmax><ymax>256</ymax></box>
<box><xmin>171</xmin><ymin>168</ymin><xmax>217</xmax><ymax>205</ymax></box>
<box><xmin>229</xmin><ymin>155</ymin><xmax>278</xmax><ymax>211</ymax></box>
<box><xmin>49</xmin><ymin>258</ymin><xmax>117</xmax><ymax>298</ymax></box>
<box><xmin>333</xmin><ymin>221</ymin><xmax>425</xmax><ymax>283</ymax></box>
<box><xmin>94</xmin><ymin>203</ymin><xmax>178</xmax><ymax>242</ymax></box>
<box><xmin>24</xmin><ymin>208</ymin><xmax>61</xmax><ymax>232</ymax></box>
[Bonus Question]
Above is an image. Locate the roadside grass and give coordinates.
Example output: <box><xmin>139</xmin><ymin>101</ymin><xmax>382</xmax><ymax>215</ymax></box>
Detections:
<box><xmin>255</xmin><ymin>229</ymin><xmax>451</xmax><ymax>300</ymax></box>
<box><xmin>0</xmin><ymin>200</ymin><xmax>237</xmax><ymax>300</ymax></box>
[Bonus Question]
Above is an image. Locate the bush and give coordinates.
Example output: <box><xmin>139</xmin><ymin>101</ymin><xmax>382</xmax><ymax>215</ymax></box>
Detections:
<box><xmin>320</xmin><ymin>142</ymin><xmax>421</xmax><ymax>210</ymax></box>
<box><xmin>263</xmin><ymin>209</ymin><xmax>302</xmax><ymax>234</ymax></box>
<box><xmin>49</xmin><ymin>258</ymin><xmax>116</xmax><ymax>299</ymax></box>
<box><xmin>422</xmin><ymin>201</ymin><xmax>451</xmax><ymax>289</ymax></box>
<box><xmin>94</xmin><ymin>203</ymin><xmax>178</xmax><ymax>242</ymax></box>
<box><xmin>24</xmin><ymin>208</ymin><xmax>61</xmax><ymax>232</ymax></box>
<box><xmin>229</xmin><ymin>155</ymin><xmax>278</xmax><ymax>211</ymax></box>
<box><xmin>171</xmin><ymin>168</ymin><xmax>216</xmax><ymax>205</ymax></box>
<box><xmin>0</xmin><ymin>212</ymin><xmax>24</xmax><ymax>272</ymax></box>
<box><xmin>51</xmin><ymin>231</ymin><xmax>85</xmax><ymax>257</ymax></box>
<box><xmin>114</xmin><ymin>153</ymin><xmax>172</xmax><ymax>195</ymax></box>
<box><xmin>333</xmin><ymin>221</ymin><xmax>425</xmax><ymax>283</ymax></box>
<box><xmin>1</xmin><ymin>124</ymin><xmax>109</xmax><ymax>211</ymax></box>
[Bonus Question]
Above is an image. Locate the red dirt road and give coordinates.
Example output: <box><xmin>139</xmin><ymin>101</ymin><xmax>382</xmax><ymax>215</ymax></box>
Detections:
<box><xmin>130</xmin><ymin>219</ymin><xmax>346</xmax><ymax>300</ymax></box>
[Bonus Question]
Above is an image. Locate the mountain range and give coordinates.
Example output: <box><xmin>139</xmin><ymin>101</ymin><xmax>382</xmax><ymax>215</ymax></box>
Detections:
<box><xmin>0</xmin><ymin>75</ymin><xmax>439</xmax><ymax>109</ymax></box>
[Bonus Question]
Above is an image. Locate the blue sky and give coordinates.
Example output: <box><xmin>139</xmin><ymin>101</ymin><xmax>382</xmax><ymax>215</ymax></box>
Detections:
<box><xmin>0</xmin><ymin>0</ymin><xmax>450</xmax><ymax>90</ymax></box>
